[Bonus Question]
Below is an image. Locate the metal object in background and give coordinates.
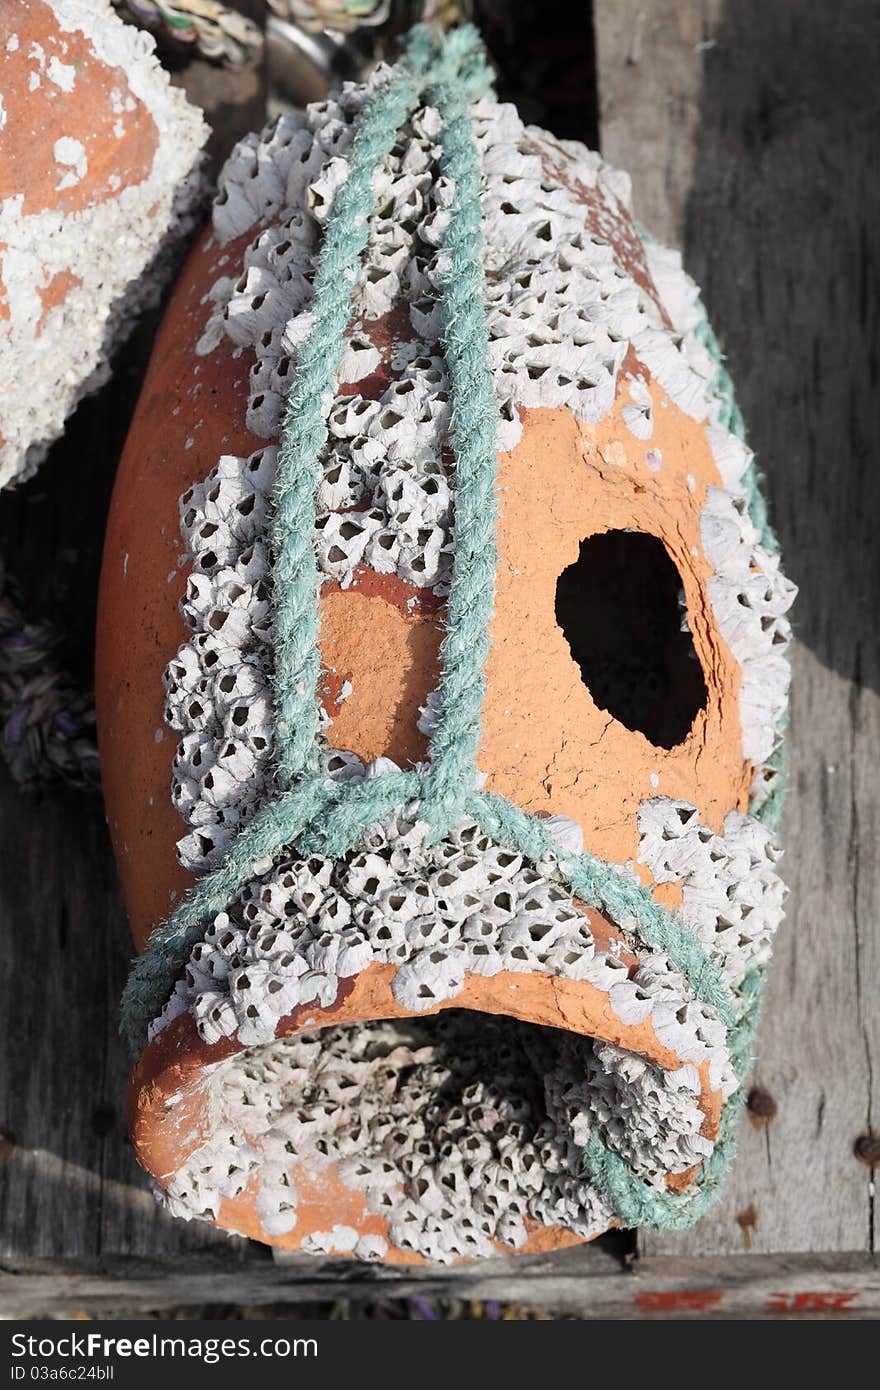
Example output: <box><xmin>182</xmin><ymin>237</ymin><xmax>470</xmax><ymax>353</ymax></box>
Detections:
<box><xmin>113</xmin><ymin>0</ymin><xmax>264</xmax><ymax>67</ymax></box>
<box><xmin>266</xmin><ymin>0</ymin><xmax>471</xmax><ymax>108</ymax></box>
<box><xmin>266</xmin><ymin>13</ymin><xmax>366</xmax><ymax>104</ymax></box>
<box><xmin>0</xmin><ymin>563</ymin><xmax>98</xmax><ymax>792</ymax></box>
<box><xmin>115</xmin><ymin>0</ymin><xmax>472</xmax><ymax>98</ymax></box>
<box><xmin>267</xmin><ymin>0</ymin><xmax>391</xmax><ymax>34</ymax></box>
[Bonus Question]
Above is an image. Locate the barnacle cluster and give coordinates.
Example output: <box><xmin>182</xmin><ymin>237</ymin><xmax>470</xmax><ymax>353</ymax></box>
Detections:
<box><xmin>154</xmin><ymin>804</ymin><xmax>732</xmax><ymax>1084</ymax></box>
<box><xmin>164</xmin><ymin>1011</ymin><xmax>716</xmax><ymax>1262</ymax></box>
<box><xmin>638</xmin><ymin>799</ymin><xmax>786</xmax><ymax>987</ymax></box>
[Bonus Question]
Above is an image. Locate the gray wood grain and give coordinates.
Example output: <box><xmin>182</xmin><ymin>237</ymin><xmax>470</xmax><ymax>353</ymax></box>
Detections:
<box><xmin>596</xmin><ymin>0</ymin><xmax>716</xmax><ymax>247</ymax></box>
<box><xmin>2</xmin><ymin>1250</ymin><xmax>878</xmax><ymax>1319</ymax></box>
<box><xmin>0</xmin><ymin>762</ymin><xmax>252</xmax><ymax>1264</ymax></box>
<box><xmin>595</xmin><ymin>0</ymin><xmax>880</xmax><ymax>1257</ymax></box>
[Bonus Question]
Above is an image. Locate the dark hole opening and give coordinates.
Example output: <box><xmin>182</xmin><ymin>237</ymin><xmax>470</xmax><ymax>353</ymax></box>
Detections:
<box><xmin>554</xmin><ymin>530</ymin><xmax>708</xmax><ymax>749</ymax></box>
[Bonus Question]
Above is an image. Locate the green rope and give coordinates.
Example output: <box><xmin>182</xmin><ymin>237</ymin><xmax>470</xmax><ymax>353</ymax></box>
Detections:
<box><xmin>297</xmin><ymin>769</ymin><xmax>422</xmax><ymax>858</ymax></box>
<box><xmin>269</xmin><ymin>25</ymin><xmax>493</xmax><ymax>794</ymax></box>
<box><xmin>121</xmin><ymin>25</ymin><xmax>788</xmax><ymax>1237</ymax></box>
<box><xmin>468</xmin><ymin>792</ymin><xmax>735</xmax><ymax>1026</ymax></box>
<box><xmin>270</xmin><ymin>33</ymin><xmax>433</xmax><ymax>792</ymax></box>
<box><xmin>418</xmin><ymin>75</ymin><xmax>501</xmax><ymax>836</ymax></box>
<box><xmin>579</xmin><ymin>968</ymin><xmax>764</xmax><ymax>1230</ymax></box>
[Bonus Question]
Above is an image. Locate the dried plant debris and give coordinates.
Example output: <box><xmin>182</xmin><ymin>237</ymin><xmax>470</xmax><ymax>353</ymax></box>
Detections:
<box><xmin>0</xmin><ymin>561</ymin><xmax>98</xmax><ymax>789</ymax></box>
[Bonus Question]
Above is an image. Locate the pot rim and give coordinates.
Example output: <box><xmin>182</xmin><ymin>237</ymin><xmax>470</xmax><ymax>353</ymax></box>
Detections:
<box><xmin>129</xmin><ymin>927</ymin><xmax>723</xmax><ymax>1261</ymax></box>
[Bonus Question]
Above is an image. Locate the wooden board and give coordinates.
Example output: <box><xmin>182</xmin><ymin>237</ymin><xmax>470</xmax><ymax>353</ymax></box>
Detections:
<box><xmin>595</xmin><ymin>0</ymin><xmax>880</xmax><ymax>1258</ymax></box>
<box><xmin>2</xmin><ymin>1251</ymin><xmax>879</xmax><ymax>1320</ymax></box>
<box><xmin>0</xmin><ymin>0</ymin><xmax>269</xmax><ymax>1276</ymax></box>
<box><xmin>0</xmin><ymin>0</ymin><xmax>878</xmax><ymax>1315</ymax></box>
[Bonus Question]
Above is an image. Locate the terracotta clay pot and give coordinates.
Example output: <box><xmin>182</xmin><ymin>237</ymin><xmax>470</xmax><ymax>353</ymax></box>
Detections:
<box><xmin>97</xmin><ymin>75</ymin><xmax>794</xmax><ymax>1262</ymax></box>
<box><xmin>0</xmin><ymin>0</ymin><xmax>205</xmax><ymax>487</ymax></box>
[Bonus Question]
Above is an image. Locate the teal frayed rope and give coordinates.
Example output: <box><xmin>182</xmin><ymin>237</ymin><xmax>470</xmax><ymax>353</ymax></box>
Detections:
<box><xmin>416</xmin><ymin>72</ymin><xmax>501</xmax><ymax>837</ymax></box>
<box><xmin>467</xmin><ymin>792</ymin><xmax>735</xmax><ymax>1027</ymax></box>
<box><xmin>121</xmin><ymin>24</ymin><xmax>785</xmax><ymax>1236</ymax></box>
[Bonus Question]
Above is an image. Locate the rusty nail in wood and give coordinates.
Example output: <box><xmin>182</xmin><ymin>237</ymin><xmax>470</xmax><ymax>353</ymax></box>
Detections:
<box><xmin>736</xmin><ymin>1202</ymin><xmax>758</xmax><ymax>1251</ymax></box>
<box><xmin>853</xmin><ymin>1133</ymin><xmax>880</xmax><ymax>1167</ymax></box>
<box><xmin>746</xmin><ymin>1087</ymin><xmax>777</xmax><ymax>1126</ymax></box>
<box><xmin>0</xmin><ymin>1130</ymin><xmax>16</xmax><ymax>1162</ymax></box>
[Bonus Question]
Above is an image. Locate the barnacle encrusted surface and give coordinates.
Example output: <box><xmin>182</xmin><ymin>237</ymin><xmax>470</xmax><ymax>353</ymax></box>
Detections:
<box><xmin>163</xmin><ymin>1015</ymin><xmax>719</xmax><ymax>1261</ymax></box>
<box><xmin>0</xmin><ymin>0</ymin><xmax>207</xmax><ymax>487</ymax></box>
<box><xmin>153</xmin><ymin>804</ymin><xmax>733</xmax><ymax>1089</ymax></box>
<box><xmin>153</xmin><ymin>799</ymin><xmax>752</xmax><ymax>1255</ymax></box>
<box><xmin>637</xmin><ymin>799</ymin><xmax>785</xmax><ymax>987</ymax></box>
<box><xmin>150</xmin><ymin>73</ymin><xmax>794</xmax><ymax>1255</ymax></box>
<box><xmin>169</xmin><ymin>81</ymin><xmax>793</xmax><ymax>871</ymax></box>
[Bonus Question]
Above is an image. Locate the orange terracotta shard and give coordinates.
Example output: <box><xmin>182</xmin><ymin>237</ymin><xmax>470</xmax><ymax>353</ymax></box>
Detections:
<box><xmin>0</xmin><ymin>1</ymin><xmax>158</xmax><ymax>217</ymax></box>
<box><xmin>0</xmin><ymin>0</ymin><xmax>205</xmax><ymax>487</ymax></box>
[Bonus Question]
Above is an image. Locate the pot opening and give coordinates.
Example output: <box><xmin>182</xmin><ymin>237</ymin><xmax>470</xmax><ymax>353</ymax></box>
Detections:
<box><xmin>163</xmin><ymin>1007</ymin><xmax>711</xmax><ymax>1263</ymax></box>
<box><xmin>555</xmin><ymin>530</ymin><xmax>708</xmax><ymax>748</ymax></box>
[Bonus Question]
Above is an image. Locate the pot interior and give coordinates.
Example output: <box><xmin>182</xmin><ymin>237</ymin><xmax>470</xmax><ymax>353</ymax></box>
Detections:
<box><xmin>163</xmin><ymin>1006</ymin><xmax>711</xmax><ymax>1262</ymax></box>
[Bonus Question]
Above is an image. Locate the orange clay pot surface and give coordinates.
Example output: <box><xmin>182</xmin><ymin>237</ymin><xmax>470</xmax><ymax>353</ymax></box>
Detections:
<box><xmin>131</xmin><ymin>953</ymin><xmax>723</xmax><ymax>1260</ymax></box>
<box><xmin>0</xmin><ymin>1</ymin><xmax>157</xmax><ymax>222</ymax></box>
<box><xmin>98</xmin><ymin>225</ymin><xmax>748</xmax><ymax>949</ymax></box>
<box><xmin>97</xmin><ymin>108</ymin><xmax>756</xmax><ymax>1258</ymax></box>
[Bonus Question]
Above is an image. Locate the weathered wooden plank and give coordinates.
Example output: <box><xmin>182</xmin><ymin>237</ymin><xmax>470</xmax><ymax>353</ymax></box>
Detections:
<box><xmin>0</xmin><ymin>755</ymin><xmax>254</xmax><ymax>1262</ymax></box>
<box><xmin>1</xmin><ymin>1251</ymin><xmax>878</xmax><ymax>1319</ymax></box>
<box><xmin>596</xmin><ymin>0</ymin><xmax>715</xmax><ymax>247</ymax></box>
<box><xmin>0</xmin><ymin>13</ymin><xmax>269</xmax><ymax>1269</ymax></box>
<box><xmin>595</xmin><ymin>0</ymin><xmax>880</xmax><ymax>1256</ymax></box>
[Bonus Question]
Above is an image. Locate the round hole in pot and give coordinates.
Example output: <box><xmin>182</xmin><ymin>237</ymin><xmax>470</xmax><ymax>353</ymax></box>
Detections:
<box><xmin>555</xmin><ymin>531</ymin><xmax>708</xmax><ymax>749</ymax></box>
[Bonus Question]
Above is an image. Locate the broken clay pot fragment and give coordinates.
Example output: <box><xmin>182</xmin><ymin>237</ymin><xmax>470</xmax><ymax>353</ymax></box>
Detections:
<box><xmin>0</xmin><ymin>0</ymin><xmax>206</xmax><ymax>487</ymax></box>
